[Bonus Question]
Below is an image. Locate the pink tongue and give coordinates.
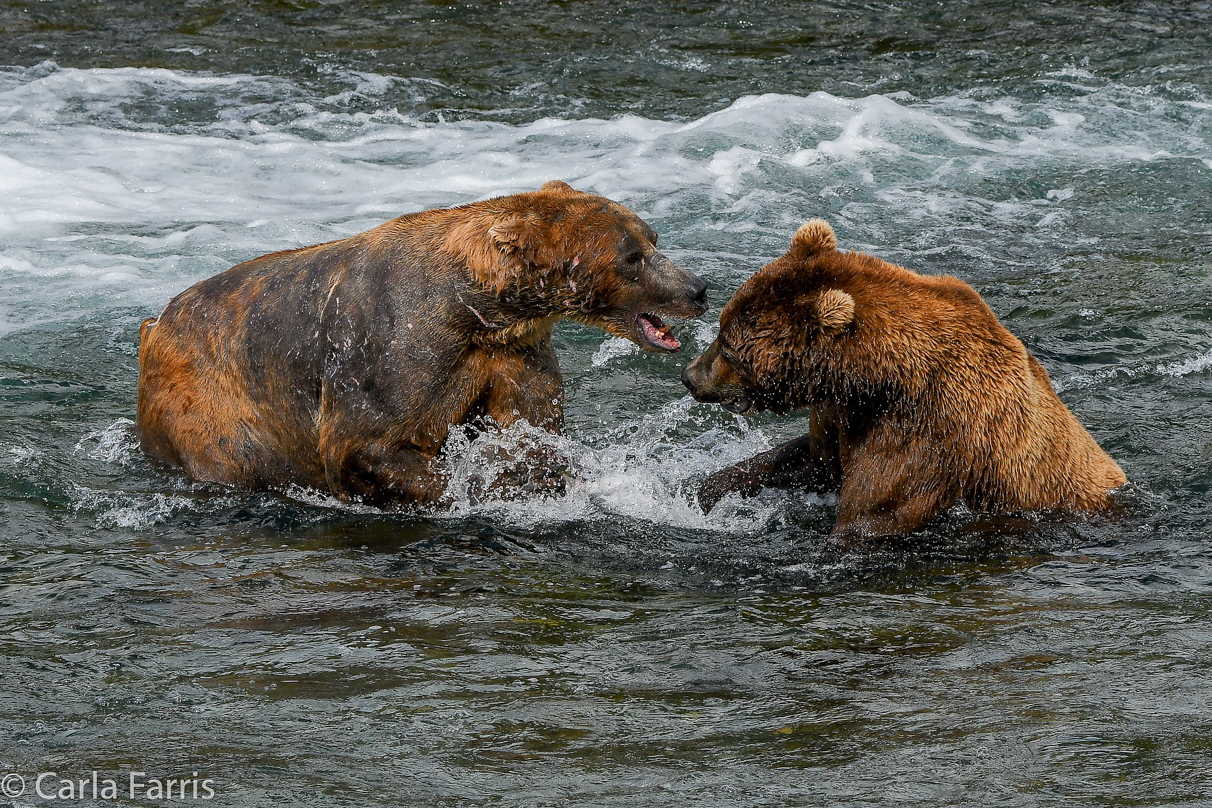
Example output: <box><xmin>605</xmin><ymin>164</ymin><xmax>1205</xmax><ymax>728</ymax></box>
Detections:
<box><xmin>641</xmin><ymin>316</ymin><xmax>680</xmax><ymax>350</ymax></box>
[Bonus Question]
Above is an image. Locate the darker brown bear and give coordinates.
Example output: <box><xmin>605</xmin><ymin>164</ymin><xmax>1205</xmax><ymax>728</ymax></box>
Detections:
<box><xmin>682</xmin><ymin>219</ymin><xmax>1126</xmax><ymax>538</ymax></box>
<box><xmin>137</xmin><ymin>181</ymin><xmax>708</xmax><ymax>506</ymax></box>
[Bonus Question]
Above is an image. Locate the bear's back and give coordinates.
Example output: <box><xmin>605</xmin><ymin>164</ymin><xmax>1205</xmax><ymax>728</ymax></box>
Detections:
<box><xmin>808</xmin><ymin>248</ymin><xmax>1125</xmax><ymax>513</ymax></box>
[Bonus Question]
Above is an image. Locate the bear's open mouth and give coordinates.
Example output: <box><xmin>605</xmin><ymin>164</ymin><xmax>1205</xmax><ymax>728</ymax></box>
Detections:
<box><xmin>637</xmin><ymin>313</ymin><xmax>681</xmax><ymax>352</ymax></box>
<box><xmin>722</xmin><ymin>396</ymin><xmax>753</xmax><ymax>415</ymax></box>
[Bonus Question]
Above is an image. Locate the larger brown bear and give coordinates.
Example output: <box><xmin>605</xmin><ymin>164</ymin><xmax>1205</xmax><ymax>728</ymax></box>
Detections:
<box><xmin>682</xmin><ymin>219</ymin><xmax>1126</xmax><ymax>538</ymax></box>
<box><xmin>137</xmin><ymin>181</ymin><xmax>708</xmax><ymax>506</ymax></box>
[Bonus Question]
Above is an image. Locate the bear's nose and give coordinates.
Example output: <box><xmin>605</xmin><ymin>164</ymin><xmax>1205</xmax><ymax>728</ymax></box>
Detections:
<box><xmin>680</xmin><ymin>363</ymin><xmax>696</xmax><ymax>391</ymax></box>
<box><xmin>687</xmin><ymin>277</ymin><xmax>708</xmax><ymax>310</ymax></box>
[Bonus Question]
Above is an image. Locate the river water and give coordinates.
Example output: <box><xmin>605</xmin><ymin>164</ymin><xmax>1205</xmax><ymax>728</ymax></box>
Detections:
<box><xmin>2</xmin><ymin>2</ymin><xmax>1212</xmax><ymax>806</ymax></box>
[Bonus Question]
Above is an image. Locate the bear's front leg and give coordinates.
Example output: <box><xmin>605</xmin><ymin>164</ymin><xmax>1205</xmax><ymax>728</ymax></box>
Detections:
<box><xmin>323</xmin><ymin>440</ymin><xmax>452</xmax><ymax>509</ymax></box>
<box><xmin>830</xmin><ymin>496</ymin><xmax>944</xmax><ymax>540</ymax></box>
<box><xmin>466</xmin><ymin>341</ymin><xmax>569</xmax><ymax>502</ymax></box>
<box><xmin>830</xmin><ymin>438</ymin><xmax>951</xmax><ymax>539</ymax></box>
<box><xmin>698</xmin><ymin>433</ymin><xmax>839</xmax><ymax>513</ymax></box>
<box><xmin>468</xmin><ymin>440</ymin><xmax>569</xmax><ymax>503</ymax></box>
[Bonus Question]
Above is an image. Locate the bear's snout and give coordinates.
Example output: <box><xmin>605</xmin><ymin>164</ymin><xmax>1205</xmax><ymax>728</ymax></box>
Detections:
<box><xmin>621</xmin><ymin>255</ymin><xmax>710</xmax><ymax>353</ymax></box>
<box><xmin>644</xmin><ymin>253</ymin><xmax>709</xmax><ymax>318</ymax></box>
<box><xmin>682</xmin><ymin>340</ymin><xmax>755</xmax><ymax>415</ymax></box>
<box><xmin>681</xmin><ymin>347</ymin><xmax>717</xmax><ymax>399</ymax></box>
<box><xmin>680</xmin><ymin>361</ymin><xmax>699</xmax><ymax>394</ymax></box>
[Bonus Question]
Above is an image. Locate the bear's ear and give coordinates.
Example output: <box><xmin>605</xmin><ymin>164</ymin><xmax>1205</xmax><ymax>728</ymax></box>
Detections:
<box><xmin>486</xmin><ymin>215</ymin><xmax>556</xmax><ymax>282</ymax></box>
<box><xmin>540</xmin><ymin>180</ymin><xmax>576</xmax><ymax>194</ymax></box>
<box><xmin>490</xmin><ymin>215</ymin><xmax>557</xmax><ymax>265</ymax></box>
<box><xmin>444</xmin><ymin>214</ymin><xmax>549</xmax><ymax>292</ymax></box>
<box><xmin>814</xmin><ymin>288</ymin><xmax>854</xmax><ymax>332</ymax></box>
<box><xmin>488</xmin><ymin>216</ymin><xmax>531</xmax><ymax>257</ymax></box>
<box><xmin>790</xmin><ymin>218</ymin><xmax>837</xmax><ymax>260</ymax></box>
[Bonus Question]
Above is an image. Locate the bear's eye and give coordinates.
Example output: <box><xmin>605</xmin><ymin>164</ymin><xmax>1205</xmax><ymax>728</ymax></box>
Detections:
<box><xmin>717</xmin><ymin>339</ymin><xmax>752</xmax><ymax>380</ymax></box>
<box><xmin>618</xmin><ymin>251</ymin><xmax>645</xmax><ymax>282</ymax></box>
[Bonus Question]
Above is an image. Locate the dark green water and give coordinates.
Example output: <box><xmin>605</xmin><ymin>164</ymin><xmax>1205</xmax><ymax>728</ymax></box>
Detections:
<box><xmin>2</xmin><ymin>2</ymin><xmax>1212</xmax><ymax>806</ymax></box>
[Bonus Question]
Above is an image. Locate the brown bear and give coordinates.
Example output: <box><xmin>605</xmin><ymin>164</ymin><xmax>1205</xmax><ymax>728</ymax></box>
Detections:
<box><xmin>137</xmin><ymin>181</ymin><xmax>708</xmax><ymax>506</ymax></box>
<box><xmin>681</xmin><ymin>219</ymin><xmax>1126</xmax><ymax>538</ymax></box>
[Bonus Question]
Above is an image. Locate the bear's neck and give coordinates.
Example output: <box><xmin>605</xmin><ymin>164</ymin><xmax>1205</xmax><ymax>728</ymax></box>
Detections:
<box><xmin>457</xmin><ymin>287</ymin><xmax>562</xmax><ymax>350</ymax></box>
<box><xmin>473</xmin><ymin>314</ymin><xmax>561</xmax><ymax>349</ymax></box>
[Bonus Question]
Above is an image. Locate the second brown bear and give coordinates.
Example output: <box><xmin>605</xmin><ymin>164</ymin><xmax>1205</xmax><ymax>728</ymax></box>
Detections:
<box><xmin>682</xmin><ymin>219</ymin><xmax>1126</xmax><ymax>538</ymax></box>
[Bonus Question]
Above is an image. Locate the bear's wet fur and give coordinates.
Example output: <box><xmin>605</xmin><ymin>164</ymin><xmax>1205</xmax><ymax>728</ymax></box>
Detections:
<box><xmin>682</xmin><ymin>219</ymin><xmax>1126</xmax><ymax>538</ymax></box>
<box><xmin>137</xmin><ymin>181</ymin><xmax>708</xmax><ymax>506</ymax></box>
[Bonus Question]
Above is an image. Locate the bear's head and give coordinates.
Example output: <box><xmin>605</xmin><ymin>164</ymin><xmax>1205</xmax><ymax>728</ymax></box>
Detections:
<box><xmin>454</xmin><ymin>180</ymin><xmax>709</xmax><ymax>351</ymax></box>
<box><xmin>681</xmin><ymin>219</ymin><xmax>854</xmax><ymax>414</ymax></box>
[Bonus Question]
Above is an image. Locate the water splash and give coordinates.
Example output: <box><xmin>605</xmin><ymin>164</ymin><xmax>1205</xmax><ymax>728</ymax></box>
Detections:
<box><xmin>74</xmin><ymin>417</ymin><xmax>139</xmax><ymax>465</ymax></box>
<box><xmin>71</xmin><ymin>485</ymin><xmax>198</xmax><ymax>530</ymax></box>
<box><xmin>436</xmin><ymin>399</ymin><xmax>788</xmax><ymax>533</ymax></box>
<box><xmin>590</xmin><ymin>337</ymin><xmax>637</xmax><ymax>367</ymax></box>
